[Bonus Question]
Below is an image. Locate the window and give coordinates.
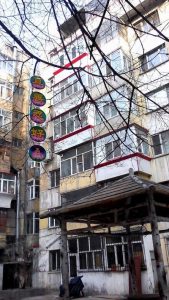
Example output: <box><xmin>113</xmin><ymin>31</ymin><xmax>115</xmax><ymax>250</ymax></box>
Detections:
<box><xmin>90</xmin><ymin>50</ymin><xmax>131</xmax><ymax>87</ymax></box>
<box><xmin>54</xmin><ymin>105</ymin><xmax>88</xmax><ymax>139</ymax></box>
<box><xmin>14</xmin><ymin>86</ymin><xmax>24</xmax><ymax>96</ymax></box>
<box><xmin>95</xmin><ymin>19</ymin><xmax>118</xmax><ymax>45</ymax></box>
<box><xmin>49</xmin><ymin>250</ymin><xmax>60</xmax><ymax>271</ymax></box>
<box><xmin>146</xmin><ymin>85</ymin><xmax>169</xmax><ymax>111</ymax></box>
<box><xmin>48</xmin><ymin>217</ymin><xmax>60</xmax><ymax>228</ymax></box>
<box><xmin>95</xmin><ymin>86</ymin><xmax>131</xmax><ymax>124</ymax></box>
<box><xmin>50</xmin><ymin>169</ymin><xmax>60</xmax><ymax>188</ymax></box>
<box><xmin>69</xmin><ymin>236</ymin><xmax>103</xmax><ymax>271</ymax></box>
<box><xmin>0</xmin><ymin>173</ymin><xmax>15</xmax><ymax>194</ymax></box>
<box><xmin>136</xmin><ymin>129</ymin><xmax>149</xmax><ymax>155</ymax></box>
<box><xmin>106</xmin><ymin>235</ymin><xmax>144</xmax><ymax>270</ymax></box>
<box><xmin>140</xmin><ymin>44</ymin><xmax>168</xmax><ymax>72</ymax></box>
<box><xmin>0</xmin><ymin>80</ymin><xmax>13</xmax><ymax>99</ymax></box>
<box><xmin>152</xmin><ymin>130</ymin><xmax>169</xmax><ymax>156</ymax></box>
<box><xmin>29</xmin><ymin>160</ymin><xmax>41</xmax><ymax>168</ymax></box>
<box><xmin>134</xmin><ymin>11</ymin><xmax>160</xmax><ymax>36</ymax></box>
<box><xmin>53</xmin><ymin>72</ymin><xmax>87</xmax><ymax>104</ymax></box>
<box><xmin>12</xmin><ymin>138</ymin><xmax>22</xmax><ymax>147</ymax></box>
<box><xmin>0</xmin><ymin>109</ymin><xmax>12</xmax><ymax>130</ymax></box>
<box><xmin>105</xmin><ymin>139</ymin><xmax>121</xmax><ymax>160</ymax></box>
<box><xmin>14</xmin><ymin>110</ymin><xmax>24</xmax><ymax>120</ymax></box>
<box><xmin>27</xmin><ymin>212</ymin><xmax>39</xmax><ymax>234</ymax></box>
<box><xmin>72</xmin><ymin>46</ymin><xmax>76</xmax><ymax>59</ymax></box>
<box><xmin>61</xmin><ymin>143</ymin><xmax>93</xmax><ymax>177</ymax></box>
<box><xmin>0</xmin><ymin>52</ymin><xmax>13</xmax><ymax>74</ymax></box>
<box><xmin>59</xmin><ymin>54</ymin><xmax>64</xmax><ymax>66</ymax></box>
<box><xmin>27</xmin><ymin>179</ymin><xmax>39</xmax><ymax>200</ymax></box>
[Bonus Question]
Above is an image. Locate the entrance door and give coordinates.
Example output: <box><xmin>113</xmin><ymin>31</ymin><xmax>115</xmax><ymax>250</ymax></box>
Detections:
<box><xmin>69</xmin><ymin>255</ymin><xmax>77</xmax><ymax>277</ymax></box>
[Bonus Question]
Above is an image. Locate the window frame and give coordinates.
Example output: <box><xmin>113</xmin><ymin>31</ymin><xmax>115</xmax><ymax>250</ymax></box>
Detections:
<box><xmin>48</xmin><ymin>217</ymin><xmax>60</xmax><ymax>228</ymax></box>
<box><xmin>27</xmin><ymin>179</ymin><xmax>40</xmax><ymax>200</ymax></box>
<box><xmin>53</xmin><ymin>105</ymin><xmax>88</xmax><ymax>139</ymax></box>
<box><xmin>61</xmin><ymin>143</ymin><xmax>93</xmax><ymax>178</ymax></box>
<box><xmin>50</xmin><ymin>169</ymin><xmax>60</xmax><ymax>188</ymax></box>
<box><xmin>0</xmin><ymin>173</ymin><xmax>16</xmax><ymax>194</ymax></box>
<box><xmin>152</xmin><ymin>130</ymin><xmax>169</xmax><ymax>156</ymax></box>
<box><xmin>26</xmin><ymin>212</ymin><xmax>39</xmax><ymax>234</ymax></box>
<box><xmin>49</xmin><ymin>249</ymin><xmax>61</xmax><ymax>271</ymax></box>
<box><xmin>134</xmin><ymin>10</ymin><xmax>160</xmax><ymax>37</ymax></box>
<box><xmin>140</xmin><ymin>44</ymin><xmax>168</xmax><ymax>72</ymax></box>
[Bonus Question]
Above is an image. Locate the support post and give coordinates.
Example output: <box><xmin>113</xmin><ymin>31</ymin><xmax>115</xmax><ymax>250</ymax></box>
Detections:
<box><xmin>147</xmin><ymin>189</ymin><xmax>168</xmax><ymax>299</ymax></box>
<box><xmin>126</xmin><ymin>225</ymin><xmax>138</xmax><ymax>296</ymax></box>
<box><xmin>60</xmin><ymin>218</ymin><xmax>69</xmax><ymax>300</ymax></box>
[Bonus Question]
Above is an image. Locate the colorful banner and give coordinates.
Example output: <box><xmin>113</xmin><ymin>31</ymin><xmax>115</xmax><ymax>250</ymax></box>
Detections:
<box><xmin>30</xmin><ymin>126</ymin><xmax>46</xmax><ymax>142</ymax></box>
<box><xmin>29</xmin><ymin>145</ymin><xmax>46</xmax><ymax>162</ymax></box>
<box><xmin>30</xmin><ymin>108</ymin><xmax>46</xmax><ymax>124</ymax></box>
<box><xmin>30</xmin><ymin>76</ymin><xmax>45</xmax><ymax>90</ymax></box>
<box><xmin>30</xmin><ymin>92</ymin><xmax>46</xmax><ymax>107</ymax></box>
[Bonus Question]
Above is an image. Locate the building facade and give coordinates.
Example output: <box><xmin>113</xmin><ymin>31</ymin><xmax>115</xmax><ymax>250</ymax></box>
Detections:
<box><xmin>37</xmin><ymin>0</ymin><xmax>169</xmax><ymax>296</ymax></box>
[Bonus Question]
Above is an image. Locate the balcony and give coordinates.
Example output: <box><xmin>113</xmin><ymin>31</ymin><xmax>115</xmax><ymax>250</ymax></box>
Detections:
<box><xmin>95</xmin><ymin>153</ymin><xmax>151</xmax><ymax>182</ymax></box>
<box><xmin>40</xmin><ymin>188</ymin><xmax>61</xmax><ymax>210</ymax></box>
<box><xmin>54</xmin><ymin>125</ymin><xmax>94</xmax><ymax>153</ymax></box>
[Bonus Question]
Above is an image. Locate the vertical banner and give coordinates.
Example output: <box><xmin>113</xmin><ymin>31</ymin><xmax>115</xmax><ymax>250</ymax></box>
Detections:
<box><xmin>29</xmin><ymin>75</ymin><xmax>46</xmax><ymax>162</ymax></box>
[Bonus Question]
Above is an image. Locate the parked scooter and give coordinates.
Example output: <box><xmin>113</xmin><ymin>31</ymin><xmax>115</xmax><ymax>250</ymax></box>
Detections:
<box><xmin>59</xmin><ymin>276</ymin><xmax>84</xmax><ymax>298</ymax></box>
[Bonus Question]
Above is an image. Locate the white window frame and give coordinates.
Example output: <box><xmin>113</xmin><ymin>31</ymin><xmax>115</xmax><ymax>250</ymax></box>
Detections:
<box><xmin>12</xmin><ymin>138</ymin><xmax>22</xmax><ymax>147</ymax></box>
<box><xmin>0</xmin><ymin>109</ymin><xmax>12</xmax><ymax>130</ymax></box>
<box><xmin>152</xmin><ymin>130</ymin><xmax>169</xmax><ymax>156</ymax></box>
<box><xmin>140</xmin><ymin>44</ymin><xmax>168</xmax><ymax>72</ymax></box>
<box><xmin>27</xmin><ymin>178</ymin><xmax>39</xmax><ymax>200</ymax></box>
<box><xmin>53</xmin><ymin>71</ymin><xmax>87</xmax><ymax>104</ymax></box>
<box><xmin>0</xmin><ymin>52</ymin><xmax>13</xmax><ymax>74</ymax></box>
<box><xmin>146</xmin><ymin>85</ymin><xmax>169</xmax><ymax>111</ymax></box>
<box><xmin>53</xmin><ymin>105</ymin><xmax>88</xmax><ymax>139</ymax></box>
<box><xmin>61</xmin><ymin>143</ymin><xmax>93</xmax><ymax>178</ymax></box>
<box><xmin>29</xmin><ymin>160</ymin><xmax>41</xmax><ymax>168</ymax></box>
<box><xmin>0</xmin><ymin>80</ymin><xmax>13</xmax><ymax>100</ymax></box>
<box><xmin>0</xmin><ymin>173</ymin><xmax>16</xmax><ymax>194</ymax></box>
<box><xmin>50</xmin><ymin>169</ymin><xmax>60</xmax><ymax>188</ymax></box>
<box><xmin>48</xmin><ymin>217</ymin><xmax>60</xmax><ymax>228</ymax></box>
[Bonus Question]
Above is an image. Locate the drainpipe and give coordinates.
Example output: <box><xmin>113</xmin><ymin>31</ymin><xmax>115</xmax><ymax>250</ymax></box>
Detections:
<box><xmin>16</xmin><ymin>170</ymin><xmax>20</xmax><ymax>251</ymax></box>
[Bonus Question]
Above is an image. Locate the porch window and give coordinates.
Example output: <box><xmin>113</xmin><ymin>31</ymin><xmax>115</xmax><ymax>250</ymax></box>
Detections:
<box><xmin>0</xmin><ymin>173</ymin><xmax>15</xmax><ymax>194</ymax></box>
<box><xmin>105</xmin><ymin>139</ymin><xmax>121</xmax><ymax>160</ymax></box>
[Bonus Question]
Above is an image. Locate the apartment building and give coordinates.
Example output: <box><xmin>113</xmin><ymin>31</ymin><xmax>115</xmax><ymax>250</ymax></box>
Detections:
<box><xmin>38</xmin><ymin>0</ymin><xmax>169</xmax><ymax>296</ymax></box>
<box><xmin>0</xmin><ymin>41</ymin><xmax>31</xmax><ymax>289</ymax></box>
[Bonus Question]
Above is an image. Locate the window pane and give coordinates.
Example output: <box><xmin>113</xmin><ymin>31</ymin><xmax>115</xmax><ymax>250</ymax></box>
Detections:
<box><xmin>113</xmin><ymin>140</ymin><xmax>121</xmax><ymax>157</ymax></box>
<box><xmin>83</xmin><ymin>151</ymin><xmax>93</xmax><ymax>170</ymax></box>
<box><xmin>69</xmin><ymin>239</ymin><xmax>77</xmax><ymax>253</ymax></box>
<box><xmin>34</xmin><ymin>217</ymin><xmax>39</xmax><ymax>233</ymax></box>
<box><xmin>105</xmin><ymin>142</ymin><xmax>113</xmax><ymax>160</ymax></box>
<box><xmin>61</xmin><ymin>160</ymin><xmax>71</xmax><ymax>177</ymax></box>
<box><xmin>67</xmin><ymin>117</ymin><xmax>74</xmax><ymax>133</ymax></box>
<box><xmin>90</xmin><ymin>236</ymin><xmax>101</xmax><ymax>250</ymax></box>
<box><xmin>8</xmin><ymin>181</ymin><xmax>15</xmax><ymax>194</ymax></box>
<box><xmin>87</xmin><ymin>252</ymin><xmax>93</xmax><ymax>269</ymax></box>
<box><xmin>116</xmin><ymin>245</ymin><xmax>124</xmax><ymax>266</ymax></box>
<box><xmin>79</xmin><ymin>253</ymin><xmax>87</xmax><ymax>269</ymax></box>
<box><xmin>72</xmin><ymin>157</ymin><xmax>77</xmax><ymax>174</ymax></box>
<box><xmin>61</xmin><ymin>120</ymin><xmax>66</xmax><ymax>135</ymax></box>
<box><xmin>94</xmin><ymin>252</ymin><xmax>103</xmax><ymax>269</ymax></box>
<box><xmin>161</xmin><ymin>131</ymin><xmax>169</xmax><ymax>154</ymax></box>
<box><xmin>107</xmin><ymin>246</ymin><xmax>115</xmax><ymax>268</ymax></box>
<box><xmin>3</xmin><ymin>181</ymin><xmax>7</xmax><ymax>192</ymax></box>
<box><xmin>152</xmin><ymin>134</ymin><xmax>162</xmax><ymax>155</ymax></box>
<box><xmin>77</xmin><ymin>143</ymin><xmax>92</xmax><ymax>155</ymax></box>
<box><xmin>79</xmin><ymin>237</ymin><xmax>89</xmax><ymax>251</ymax></box>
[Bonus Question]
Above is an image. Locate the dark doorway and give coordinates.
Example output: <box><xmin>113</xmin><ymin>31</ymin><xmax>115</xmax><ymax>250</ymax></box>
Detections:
<box><xmin>3</xmin><ymin>263</ymin><xmax>18</xmax><ymax>289</ymax></box>
<box><xmin>69</xmin><ymin>256</ymin><xmax>77</xmax><ymax>277</ymax></box>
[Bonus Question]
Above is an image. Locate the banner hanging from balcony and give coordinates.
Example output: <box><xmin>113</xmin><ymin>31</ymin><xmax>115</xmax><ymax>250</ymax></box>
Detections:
<box><xmin>30</xmin><ymin>76</ymin><xmax>45</xmax><ymax>90</ymax></box>
<box><xmin>29</xmin><ymin>145</ymin><xmax>46</xmax><ymax>162</ymax></box>
<box><xmin>30</xmin><ymin>126</ymin><xmax>46</xmax><ymax>142</ymax></box>
<box><xmin>30</xmin><ymin>108</ymin><xmax>46</xmax><ymax>124</ymax></box>
<box><xmin>30</xmin><ymin>91</ymin><xmax>46</xmax><ymax>107</ymax></box>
